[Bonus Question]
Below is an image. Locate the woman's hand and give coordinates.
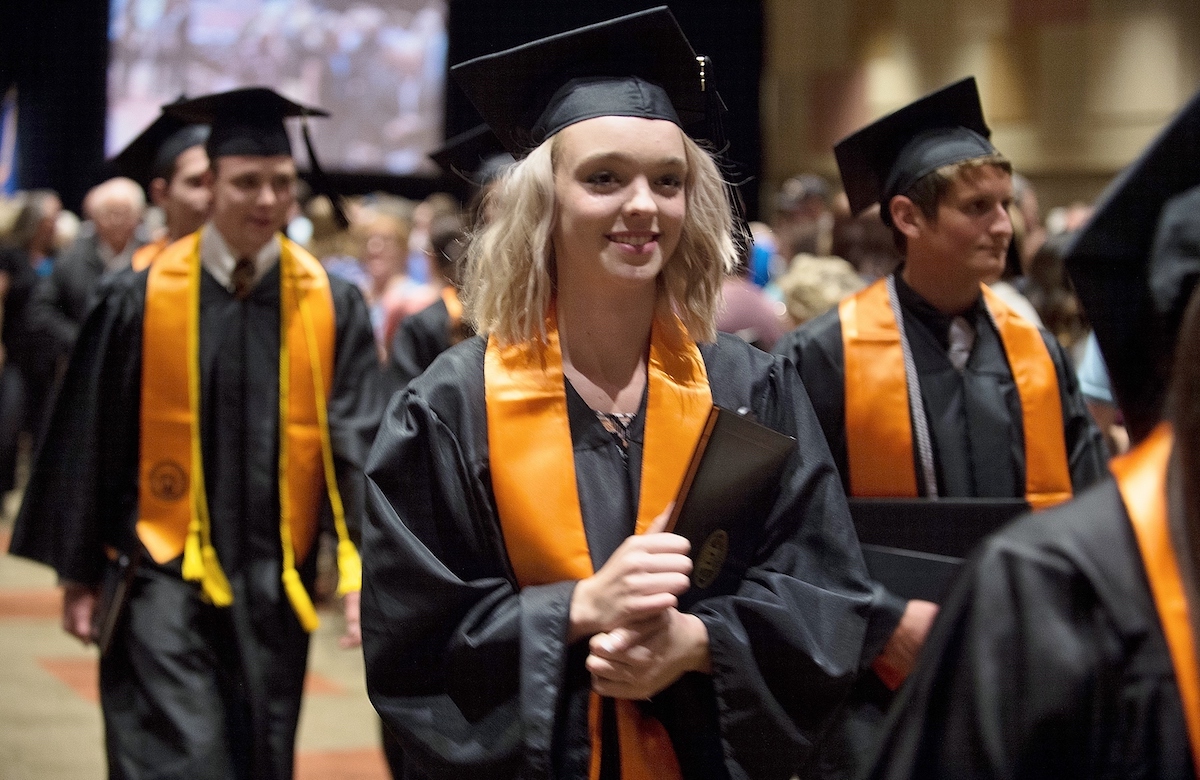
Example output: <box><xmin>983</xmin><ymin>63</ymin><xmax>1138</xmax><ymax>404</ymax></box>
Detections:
<box><xmin>568</xmin><ymin>506</ymin><xmax>691</xmax><ymax>643</ymax></box>
<box><xmin>586</xmin><ymin>609</ymin><xmax>711</xmax><ymax>699</ymax></box>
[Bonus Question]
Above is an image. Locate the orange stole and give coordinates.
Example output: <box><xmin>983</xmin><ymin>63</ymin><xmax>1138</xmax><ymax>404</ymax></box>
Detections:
<box><xmin>441</xmin><ymin>285</ymin><xmax>462</xmax><ymax>325</ymax></box>
<box><xmin>839</xmin><ymin>279</ymin><xmax>1072</xmax><ymax>508</ymax></box>
<box><xmin>137</xmin><ymin>234</ymin><xmax>335</xmax><ymax>569</ymax></box>
<box><xmin>484</xmin><ymin>311</ymin><xmax>710</xmax><ymax>780</ymax></box>
<box><xmin>1111</xmin><ymin>423</ymin><xmax>1200</xmax><ymax>776</ymax></box>
<box><xmin>131</xmin><ymin>237</ymin><xmax>169</xmax><ymax>272</ymax></box>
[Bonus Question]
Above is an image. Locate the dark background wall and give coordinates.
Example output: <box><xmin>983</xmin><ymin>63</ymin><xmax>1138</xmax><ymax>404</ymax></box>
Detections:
<box><xmin>3</xmin><ymin>0</ymin><xmax>763</xmax><ymax>217</ymax></box>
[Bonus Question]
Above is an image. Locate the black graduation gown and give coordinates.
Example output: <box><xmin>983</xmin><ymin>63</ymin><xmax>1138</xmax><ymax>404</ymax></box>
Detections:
<box><xmin>773</xmin><ymin>277</ymin><xmax>1109</xmax><ymax>778</ymax></box>
<box><xmin>361</xmin><ymin>333</ymin><xmax>877</xmax><ymax>780</ymax></box>
<box><xmin>385</xmin><ymin>297</ymin><xmax>453</xmax><ymax>396</ymax></box>
<box><xmin>864</xmin><ymin>478</ymin><xmax>1195</xmax><ymax>780</ymax></box>
<box><xmin>9</xmin><ymin>259</ymin><xmax>383</xmax><ymax>780</ymax></box>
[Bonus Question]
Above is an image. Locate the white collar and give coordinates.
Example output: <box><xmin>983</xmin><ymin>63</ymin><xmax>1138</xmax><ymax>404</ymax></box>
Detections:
<box><xmin>199</xmin><ymin>224</ymin><xmax>281</xmax><ymax>294</ymax></box>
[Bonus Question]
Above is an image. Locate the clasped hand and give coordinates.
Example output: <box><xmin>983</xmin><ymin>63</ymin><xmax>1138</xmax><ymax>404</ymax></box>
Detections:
<box><xmin>569</xmin><ymin>507</ymin><xmax>712</xmax><ymax>700</ymax></box>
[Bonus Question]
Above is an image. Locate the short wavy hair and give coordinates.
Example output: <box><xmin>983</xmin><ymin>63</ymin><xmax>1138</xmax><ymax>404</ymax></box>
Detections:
<box><xmin>462</xmin><ymin>126</ymin><xmax>738</xmax><ymax>345</ymax></box>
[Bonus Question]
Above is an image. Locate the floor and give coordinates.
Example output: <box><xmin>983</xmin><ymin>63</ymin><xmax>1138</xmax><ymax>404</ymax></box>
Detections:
<box><xmin>0</xmin><ymin>503</ymin><xmax>391</xmax><ymax>780</ymax></box>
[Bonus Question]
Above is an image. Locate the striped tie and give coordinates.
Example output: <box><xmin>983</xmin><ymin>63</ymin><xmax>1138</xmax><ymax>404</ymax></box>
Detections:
<box><xmin>231</xmin><ymin>257</ymin><xmax>256</xmax><ymax>299</ymax></box>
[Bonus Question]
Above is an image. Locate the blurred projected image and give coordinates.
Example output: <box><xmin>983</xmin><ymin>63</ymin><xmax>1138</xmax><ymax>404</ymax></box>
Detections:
<box><xmin>107</xmin><ymin>0</ymin><xmax>447</xmax><ymax>175</ymax></box>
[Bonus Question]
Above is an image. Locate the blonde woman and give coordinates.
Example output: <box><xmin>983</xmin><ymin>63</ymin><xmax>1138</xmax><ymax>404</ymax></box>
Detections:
<box><xmin>362</xmin><ymin>9</ymin><xmax>874</xmax><ymax>780</ymax></box>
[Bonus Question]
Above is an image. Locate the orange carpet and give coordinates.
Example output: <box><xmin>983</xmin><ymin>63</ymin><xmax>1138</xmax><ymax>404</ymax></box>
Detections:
<box><xmin>0</xmin><ymin>587</ymin><xmax>60</xmax><ymax>618</ymax></box>
<box><xmin>37</xmin><ymin>657</ymin><xmax>345</xmax><ymax>703</ymax></box>
<box><xmin>296</xmin><ymin>747</ymin><xmax>390</xmax><ymax>780</ymax></box>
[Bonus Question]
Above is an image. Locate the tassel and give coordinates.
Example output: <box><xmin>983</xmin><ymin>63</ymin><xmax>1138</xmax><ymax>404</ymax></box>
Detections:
<box><xmin>200</xmin><ymin>546</ymin><xmax>233</xmax><ymax>607</ymax></box>
<box><xmin>182</xmin><ymin>520</ymin><xmax>205</xmax><ymax>582</ymax></box>
<box><xmin>301</xmin><ymin>116</ymin><xmax>349</xmax><ymax>230</ymax></box>
<box><xmin>282</xmin><ymin>567</ymin><xmax>320</xmax><ymax>632</ymax></box>
<box><xmin>335</xmin><ymin>539</ymin><xmax>362</xmax><ymax>596</ymax></box>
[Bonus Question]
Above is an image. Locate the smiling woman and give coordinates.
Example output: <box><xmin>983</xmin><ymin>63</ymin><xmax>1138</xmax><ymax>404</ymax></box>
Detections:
<box><xmin>360</xmin><ymin>8</ymin><xmax>878</xmax><ymax>780</ymax></box>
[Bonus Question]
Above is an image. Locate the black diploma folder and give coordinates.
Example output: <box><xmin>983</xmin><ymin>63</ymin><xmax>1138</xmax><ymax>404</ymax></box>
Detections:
<box><xmin>92</xmin><ymin>547</ymin><xmax>140</xmax><ymax>657</ymax></box>
<box><xmin>848</xmin><ymin>498</ymin><xmax>1030</xmax><ymax>602</ymax></box>
<box><xmin>668</xmin><ymin>406</ymin><xmax>797</xmax><ymax>606</ymax></box>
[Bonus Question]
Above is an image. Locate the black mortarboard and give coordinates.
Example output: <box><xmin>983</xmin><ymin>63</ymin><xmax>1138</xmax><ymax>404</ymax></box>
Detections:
<box><xmin>450</xmin><ymin>7</ymin><xmax>710</xmax><ymax>157</ymax></box>
<box><xmin>110</xmin><ymin>113</ymin><xmax>209</xmax><ymax>189</ymax></box>
<box><xmin>835</xmin><ymin>77</ymin><xmax>998</xmax><ymax>224</ymax></box>
<box><xmin>163</xmin><ymin>87</ymin><xmax>326</xmax><ymax>159</ymax></box>
<box><xmin>430</xmin><ymin>125</ymin><xmax>514</xmax><ymax>186</ymax></box>
<box><xmin>1064</xmin><ymin>88</ymin><xmax>1200</xmax><ymax>442</ymax></box>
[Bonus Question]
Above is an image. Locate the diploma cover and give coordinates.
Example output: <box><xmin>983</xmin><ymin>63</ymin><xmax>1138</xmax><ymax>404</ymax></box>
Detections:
<box><xmin>669</xmin><ymin>406</ymin><xmax>797</xmax><ymax>608</ymax></box>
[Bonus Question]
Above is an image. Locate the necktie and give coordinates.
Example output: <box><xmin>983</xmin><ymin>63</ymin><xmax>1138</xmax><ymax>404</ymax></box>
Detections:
<box><xmin>948</xmin><ymin>315</ymin><xmax>975</xmax><ymax>372</ymax></box>
<box><xmin>231</xmin><ymin>257</ymin><xmax>256</xmax><ymax>299</ymax></box>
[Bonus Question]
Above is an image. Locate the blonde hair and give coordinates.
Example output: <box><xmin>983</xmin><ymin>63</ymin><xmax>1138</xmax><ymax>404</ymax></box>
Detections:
<box><xmin>462</xmin><ymin>127</ymin><xmax>738</xmax><ymax>345</ymax></box>
<box><xmin>777</xmin><ymin>254</ymin><xmax>865</xmax><ymax>326</ymax></box>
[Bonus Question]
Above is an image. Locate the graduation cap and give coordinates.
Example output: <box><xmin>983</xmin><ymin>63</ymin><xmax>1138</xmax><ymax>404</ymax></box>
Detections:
<box><xmin>164</xmin><ymin>87</ymin><xmax>348</xmax><ymax>228</ymax></box>
<box><xmin>449</xmin><ymin>7</ymin><xmax>713</xmax><ymax>157</ymax></box>
<box><xmin>1064</xmin><ymin>88</ymin><xmax>1200</xmax><ymax>443</ymax></box>
<box><xmin>163</xmin><ymin>87</ymin><xmax>325</xmax><ymax>159</ymax></box>
<box><xmin>430</xmin><ymin>125</ymin><xmax>514</xmax><ymax>186</ymax></box>
<box><xmin>835</xmin><ymin>77</ymin><xmax>998</xmax><ymax>224</ymax></box>
<box><xmin>109</xmin><ymin>112</ymin><xmax>209</xmax><ymax>190</ymax></box>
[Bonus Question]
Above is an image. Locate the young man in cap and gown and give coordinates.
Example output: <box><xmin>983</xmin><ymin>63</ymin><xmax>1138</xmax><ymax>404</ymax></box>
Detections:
<box><xmin>863</xmin><ymin>86</ymin><xmax>1200</xmax><ymax>780</ymax></box>
<box><xmin>107</xmin><ymin>107</ymin><xmax>212</xmax><ymax>270</ymax></box>
<box><xmin>9</xmin><ymin>87</ymin><xmax>383</xmax><ymax>780</ymax></box>
<box><xmin>774</xmin><ymin>78</ymin><xmax>1107</xmax><ymax>774</ymax></box>
<box><xmin>361</xmin><ymin>8</ymin><xmax>878</xmax><ymax>780</ymax></box>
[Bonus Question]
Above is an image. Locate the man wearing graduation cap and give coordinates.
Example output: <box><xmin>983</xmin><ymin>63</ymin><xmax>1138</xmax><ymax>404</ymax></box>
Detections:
<box><xmin>774</xmin><ymin>77</ymin><xmax>1106</xmax><ymax>773</ymax></box>
<box><xmin>362</xmin><ymin>8</ymin><xmax>877</xmax><ymax>780</ymax></box>
<box><xmin>9</xmin><ymin>87</ymin><xmax>382</xmax><ymax>780</ymax></box>
<box><xmin>109</xmin><ymin>109</ymin><xmax>212</xmax><ymax>270</ymax></box>
<box><xmin>861</xmin><ymin>87</ymin><xmax>1200</xmax><ymax>780</ymax></box>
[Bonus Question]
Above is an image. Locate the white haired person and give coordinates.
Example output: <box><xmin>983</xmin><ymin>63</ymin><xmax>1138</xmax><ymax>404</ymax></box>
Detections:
<box><xmin>361</xmin><ymin>8</ymin><xmax>875</xmax><ymax>780</ymax></box>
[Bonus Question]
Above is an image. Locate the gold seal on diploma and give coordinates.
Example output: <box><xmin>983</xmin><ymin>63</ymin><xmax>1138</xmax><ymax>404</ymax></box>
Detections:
<box><xmin>694</xmin><ymin>529</ymin><xmax>729</xmax><ymax>589</ymax></box>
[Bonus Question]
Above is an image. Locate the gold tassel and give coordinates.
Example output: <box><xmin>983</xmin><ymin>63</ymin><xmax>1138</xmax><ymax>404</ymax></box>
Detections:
<box><xmin>282</xmin><ymin>567</ymin><xmax>320</xmax><ymax>632</ymax></box>
<box><xmin>335</xmin><ymin>539</ymin><xmax>362</xmax><ymax>596</ymax></box>
<box><xmin>200</xmin><ymin>545</ymin><xmax>233</xmax><ymax>606</ymax></box>
<box><xmin>182</xmin><ymin>519</ymin><xmax>205</xmax><ymax>582</ymax></box>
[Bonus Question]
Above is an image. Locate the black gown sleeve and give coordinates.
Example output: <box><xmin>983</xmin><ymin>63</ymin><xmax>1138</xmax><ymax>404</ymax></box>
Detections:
<box><xmin>362</xmin><ymin>335</ymin><xmax>879</xmax><ymax>780</ymax></box>
<box><xmin>362</xmin><ymin>337</ymin><xmax>529</xmax><ymax>779</ymax></box>
<box><xmin>327</xmin><ymin>277</ymin><xmax>387</xmax><ymax>540</ymax></box>
<box><xmin>9</xmin><ymin>269</ymin><xmax>147</xmax><ymax>584</ymax></box>
<box><xmin>865</xmin><ymin>480</ymin><xmax>1194</xmax><ymax>780</ymax></box>
<box><xmin>693</xmin><ymin>336</ymin><xmax>877</xmax><ymax>777</ymax></box>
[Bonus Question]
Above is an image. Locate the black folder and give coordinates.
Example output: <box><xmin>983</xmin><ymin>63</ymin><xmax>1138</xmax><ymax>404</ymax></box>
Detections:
<box><xmin>669</xmin><ymin>406</ymin><xmax>797</xmax><ymax>607</ymax></box>
<box><xmin>849</xmin><ymin>498</ymin><xmax>1029</xmax><ymax>602</ymax></box>
<box><xmin>92</xmin><ymin>547</ymin><xmax>141</xmax><ymax>656</ymax></box>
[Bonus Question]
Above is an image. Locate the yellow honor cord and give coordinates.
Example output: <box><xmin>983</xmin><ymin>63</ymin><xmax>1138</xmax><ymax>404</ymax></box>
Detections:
<box><xmin>298</xmin><ymin>286</ymin><xmax>361</xmax><ymax>596</ymax></box>
<box><xmin>181</xmin><ymin>246</ymin><xmax>232</xmax><ymax>606</ymax></box>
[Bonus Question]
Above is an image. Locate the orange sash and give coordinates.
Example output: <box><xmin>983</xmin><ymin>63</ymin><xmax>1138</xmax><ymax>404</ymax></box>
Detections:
<box><xmin>131</xmin><ymin>237</ymin><xmax>168</xmax><ymax>272</ymax></box>
<box><xmin>840</xmin><ymin>278</ymin><xmax>1072</xmax><ymax>508</ymax></box>
<box><xmin>138</xmin><ymin>232</ymin><xmax>351</xmax><ymax>627</ymax></box>
<box><xmin>441</xmin><ymin>285</ymin><xmax>462</xmax><ymax>326</ymax></box>
<box><xmin>485</xmin><ymin>310</ymin><xmax>709</xmax><ymax>780</ymax></box>
<box><xmin>1111</xmin><ymin>423</ymin><xmax>1200</xmax><ymax>775</ymax></box>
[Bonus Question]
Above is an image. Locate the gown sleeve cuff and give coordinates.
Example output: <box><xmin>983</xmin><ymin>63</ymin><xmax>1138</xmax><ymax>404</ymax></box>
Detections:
<box><xmin>518</xmin><ymin>579</ymin><xmax>576</xmax><ymax>774</ymax></box>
